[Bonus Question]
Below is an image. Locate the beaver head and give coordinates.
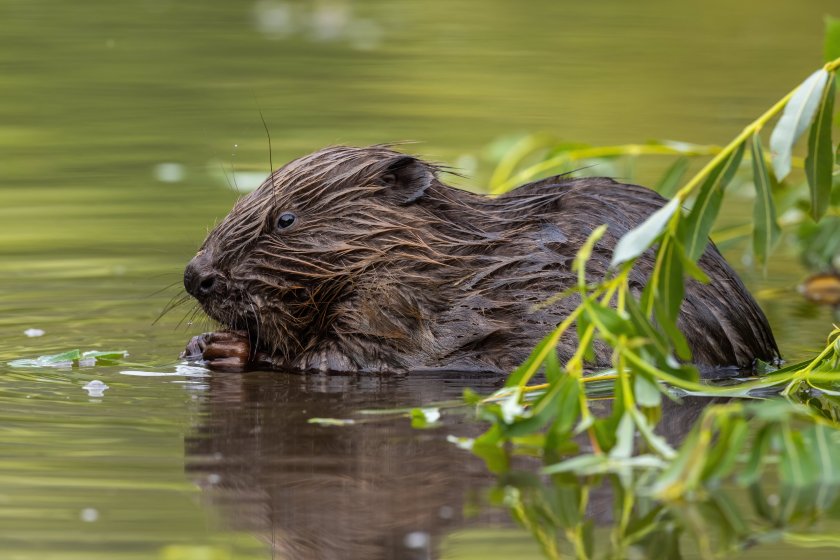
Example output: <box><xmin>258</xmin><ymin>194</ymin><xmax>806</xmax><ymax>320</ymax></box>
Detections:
<box><xmin>183</xmin><ymin>146</ymin><xmax>467</xmax><ymax>366</ymax></box>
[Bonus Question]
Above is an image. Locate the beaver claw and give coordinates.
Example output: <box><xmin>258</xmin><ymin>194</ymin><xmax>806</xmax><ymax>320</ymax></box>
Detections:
<box><xmin>181</xmin><ymin>331</ymin><xmax>252</xmax><ymax>371</ymax></box>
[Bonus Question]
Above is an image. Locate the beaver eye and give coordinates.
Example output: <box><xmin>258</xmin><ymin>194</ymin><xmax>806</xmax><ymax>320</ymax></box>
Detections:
<box><xmin>275</xmin><ymin>212</ymin><xmax>296</xmax><ymax>230</ymax></box>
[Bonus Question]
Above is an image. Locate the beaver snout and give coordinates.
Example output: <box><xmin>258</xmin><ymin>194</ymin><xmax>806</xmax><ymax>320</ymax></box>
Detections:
<box><xmin>184</xmin><ymin>251</ymin><xmax>220</xmax><ymax>301</ymax></box>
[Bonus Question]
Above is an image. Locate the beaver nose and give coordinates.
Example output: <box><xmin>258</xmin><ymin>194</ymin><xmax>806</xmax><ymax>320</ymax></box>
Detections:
<box><xmin>184</xmin><ymin>253</ymin><xmax>219</xmax><ymax>300</ymax></box>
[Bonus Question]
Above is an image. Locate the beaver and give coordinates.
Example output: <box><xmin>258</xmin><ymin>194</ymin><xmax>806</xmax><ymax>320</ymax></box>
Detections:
<box><xmin>181</xmin><ymin>146</ymin><xmax>779</xmax><ymax>375</ymax></box>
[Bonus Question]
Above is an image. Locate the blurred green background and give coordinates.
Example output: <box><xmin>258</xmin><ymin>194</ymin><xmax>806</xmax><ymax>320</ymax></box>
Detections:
<box><xmin>1</xmin><ymin>1</ymin><xmax>838</xmax><ymax>558</ymax></box>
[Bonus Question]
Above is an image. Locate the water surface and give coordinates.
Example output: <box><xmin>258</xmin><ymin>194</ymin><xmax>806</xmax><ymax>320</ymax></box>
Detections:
<box><xmin>1</xmin><ymin>1</ymin><xmax>839</xmax><ymax>558</ymax></box>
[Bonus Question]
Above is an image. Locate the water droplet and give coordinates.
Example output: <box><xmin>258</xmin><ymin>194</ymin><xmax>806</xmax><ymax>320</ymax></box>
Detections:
<box><xmin>80</xmin><ymin>508</ymin><xmax>99</xmax><ymax>522</ymax></box>
<box><xmin>403</xmin><ymin>531</ymin><xmax>430</xmax><ymax>549</ymax></box>
<box><xmin>83</xmin><ymin>380</ymin><xmax>109</xmax><ymax>397</ymax></box>
<box><xmin>153</xmin><ymin>162</ymin><xmax>185</xmax><ymax>183</ymax></box>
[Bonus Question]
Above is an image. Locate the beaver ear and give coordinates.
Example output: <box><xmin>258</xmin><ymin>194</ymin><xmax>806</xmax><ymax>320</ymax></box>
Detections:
<box><xmin>379</xmin><ymin>156</ymin><xmax>434</xmax><ymax>205</ymax></box>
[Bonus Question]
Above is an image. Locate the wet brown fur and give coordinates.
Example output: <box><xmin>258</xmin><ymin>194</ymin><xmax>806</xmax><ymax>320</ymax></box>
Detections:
<box><xmin>186</xmin><ymin>146</ymin><xmax>779</xmax><ymax>374</ymax></box>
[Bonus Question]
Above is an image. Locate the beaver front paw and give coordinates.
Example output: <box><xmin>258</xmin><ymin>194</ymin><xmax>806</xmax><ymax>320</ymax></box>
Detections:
<box><xmin>181</xmin><ymin>331</ymin><xmax>252</xmax><ymax>371</ymax></box>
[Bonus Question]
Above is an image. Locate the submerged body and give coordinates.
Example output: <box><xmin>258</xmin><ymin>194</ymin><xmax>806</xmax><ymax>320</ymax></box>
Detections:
<box><xmin>182</xmin><ymin>146</ymin><xmax>779</xmax><ymax>375</ymax></box>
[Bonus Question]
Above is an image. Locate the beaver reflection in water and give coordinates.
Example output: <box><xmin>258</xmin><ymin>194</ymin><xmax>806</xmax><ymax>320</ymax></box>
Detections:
<box><xmin>182</xmin><ymin>146</ymin><xmax>779</xmax><ymax>375</ymax></box>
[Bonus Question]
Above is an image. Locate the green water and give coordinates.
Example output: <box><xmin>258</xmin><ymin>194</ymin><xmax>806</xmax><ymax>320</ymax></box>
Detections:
<box><xmin>1</xmin><ymin>1</ymin><xmax>839</xmax><ymax>558</ymax></box>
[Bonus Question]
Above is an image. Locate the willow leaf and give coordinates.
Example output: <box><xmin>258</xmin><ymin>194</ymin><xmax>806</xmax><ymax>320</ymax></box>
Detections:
<box><xmin>751</xmin><ymin>135</ymin><xmax>781</xmax><ymax>266</ymax></box>
<box><xmin>682</xmin><ymin>142</ymin><xmax>745</xmax><ymax>261</ymax></box>
<box><xmin>655</xmin><ymin>156</ymin><xmax>689</xmax><ymax>197</ymax></box>
<box><xmin>805</xmin><ymin>75</ymin><xmax>835</xmax><ymax>221</ymax></box>
<box><xmin>657</xmin><ymin>241</ymin><xmax>684</xmax><ymax>321</ymax></box>
<box><xmin>826</xmin><ymin>16</ymin><xmax>840</xmax><ymax>62</ymax></box>
<box><xmin>769</xmin><ymin>69</ymin><xmax>829</xmax><ymax>181</ymax></box>
<box><xmin>611</xmin><ymin>197</ymin><xmax>680</xmax><ymax>268</ymax></box>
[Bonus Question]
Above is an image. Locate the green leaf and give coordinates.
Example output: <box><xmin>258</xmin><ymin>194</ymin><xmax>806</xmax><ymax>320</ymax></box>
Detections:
<box><xmin>573</xmin><ymin>224</ymin><xmax>608</xmax><ymax>281</ymax></box>
<box><xmin>673</xmin><ymin>240</ymin><xmax>709</xmax><ymax>283</ymax></box>
<box><xmin>629</xmin><ymin>407</ymin><xmax>676</xmax><ymax>459</ymax></box>
<box><xmin>576</xmin><ymin>301</ymin><xmax>596</xmax><ymax>362</ymax></box>
<box><xmin>805</xmin><ymin>75</ymin><xmax>835</xmax><ymax>221</ymax></box>
<box><xmin>503</xmin><ymin>377</ymin><xmax>571</xmax><ymax>437</ymax></box>
<box><xmin>655</xmin><ymin>156</ymin><xmax>689</xmax><ymax>197</ymax></box>
<box><xmin>82</xmin><ymin>350</ymin><xmax>129</xmax><ymax>364</ymax></box>
<box><xmin>544</xmin><ymin>346</ymin><xmax>562</xmax><ymax>383</ymax></box>
<box><xmin>650</xmin><ymin>427</ymin><xmax>703</xmax><ymax>498</ymax></box>
<box><xmin>542</xmin><ymin>454</ymin><xmax>608</xmax><ymax>475</ymax></box>
<box><xmin>778</xmin><ymin>424</ymin><xmax>814</xmax><ymax>488</ymax></box>
<box><xmin>826</xmin><ymin>16</ymin><xmax>840</xmax><ymax>62</ymax></box>
<box><xmin>803</xmin><ymin>424</ymin><xmax>840</xmax><ymax>485</ymax></box>
<box><xmin>657</xmin><ymin>241</ymin><xmax>684</xmax><ymax>321</ymax></box>
<box><xmin>583</xmin><ymin>299</ymin><xmax>634</xmax><ymax>338</ymax></box>
<box><xmin>634</xmin><ymin>373</ymin><xmax>662</xmax><ymax>408</ymax></box>
<box><xmin>609</xmin><ymin>413</ymin><xmax>635</xmax><ymax>459</ymax></box>
<box><xmin>410</xmin><ymin>407</ymin><xmax>442</xmax><ymax>429</ymax></box>
<box><xmin>611</xmin><ymin>197</ymin><xmax>681</xmax><ymax>268</ymax></box>
<box><xmin>769</xmin><ymin>68</ymin><xmax>830</xmax><ymax>181</ymax></box>
<box><xmin>8</xmin><ymin>349</ymin><xmax>129</xmax><ymax>368</ymax></box>
<box><xmin>682</xmin><ymin>142</ymin><xmax>745</xmax><ymax>261</ymax></box>
<box><xmin>737</xmin><ymin>424</ymin><xmax>772</xmax><ymax>486</ymax></box>
<box><xmin>700</xmin><ymin>416</ymin><xmax>749</xmax><ymax>482</ymax></box>
<box><xmin>471</xmin><ymin>424</ymin><xmax>509</xmax><ymax>474</ymax></box>
<box><xmin>624</xmin><ymin>295</ymin><xmax>669</xmax><ymax>358</ymax></box>
<box><xmin>641</xmin><ymin>240</ymin><xmax>691</xmax><ymax>359</ymax></box>
<box><xmin>547</xmin><ymin>375</ymin><xmax>582</xmax><ymax>437</ymax></box>
<box><xmin>9</xmin><ymin>349</ymin><xmax>80</xmax><ymax>367</ymax></box>
<box><xmin>505</xmin><ymin>332</ymin><xmax>555</xmax><ymax>387</ymax></box>
<box><xmin>751</xmin><ymin>135</ymin><xmax>782</xmax><ymax>267</ymax></box>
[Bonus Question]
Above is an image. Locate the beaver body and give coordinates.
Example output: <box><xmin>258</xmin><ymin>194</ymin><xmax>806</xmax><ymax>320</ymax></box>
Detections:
<box><xmin>182</xmin><ymin>146</ymin><xmax>779</xmax><ymax>375</ymax></box>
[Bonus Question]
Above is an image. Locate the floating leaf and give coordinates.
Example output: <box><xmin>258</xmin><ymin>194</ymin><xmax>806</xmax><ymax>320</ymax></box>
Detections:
<box><xmin>769</xmin><ymin>69</ymin><xmax>829</xmax><ymax>181</ymax></box>
<box><xmin>805</xmin><ymin>75</ymin><xmax>835</xmax><ymax>221</ymax></box>
<box><xmin>8</xmin><ymin>349</ymin><xmax>128</xmax><ymax>368</ymax></box>
<box><xmin>682</xmin><ymin>142</ymin><xmax>745</xmax><ymax>261</ymax></box>
<box><xmin>750</xmin><ymin>135</ymin><xmax>782</xmax><ymax>267</ymax></box>
<box><xmin>82</xmin><ymin>350</ymin><xmax>130</xmax><ymax>364</ymax></box>
<box><xmin>611</xmin><ymin>197</ymin><xmax>681</xmax><ymax>268</ymax></box>
<box><xmin>655</xmin><ymin>157</ymin><xmax>689</xmax><ymax>198</ymax></box>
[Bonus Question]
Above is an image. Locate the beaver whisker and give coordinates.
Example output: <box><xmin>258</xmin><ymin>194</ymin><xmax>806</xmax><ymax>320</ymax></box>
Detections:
<box><xmin>154</xmin><ymin>289</ymin><xmax>192</xmax><ymax>325</ymax></box>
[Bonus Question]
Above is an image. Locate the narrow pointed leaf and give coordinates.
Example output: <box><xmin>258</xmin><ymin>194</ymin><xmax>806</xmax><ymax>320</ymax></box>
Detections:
<box><xmin>805</xmin><ymin>75</ymin><xmax>835</xmax><ymax>221</ymax></box>
<box><xmin>769</xmin><ymin>68</ymin><xmax>829</xmax><ymax>181</ymax></box>
<box><xmin>658</xmin><ymin>241</ymin><xmax>684</xmax><ymax>321</ymax></box>
<box><xmin>682</xmin><ymin>142</ymin><xmax>745</xmax><ymax>260</ymax></box>
<box><xmin>625</xmin><ymin>295</ymin><xmax>670</xmax><ymax>360</ymax></box>
<box><xmin>611</xmin><ymin>197</ymin><xmax>680</xmax><ymax>267</ymax></box>
<box><xmin>826</xmin><ymin>16</ymin><xmax>840</xmax><ymax>62</ymax></box>
<box><xmin>655</xmin><ymin>156</ymin><xmax>689</xmax><ymax>197</ymax></box>
<box><xmin>674</xmin><ymin>240</ymin><xmax>710</xmax><ymax>283</ymax></box>
<box><xmin>751</xmin><ymin>135</ymin><xmax>781</xmax><ymax>266</ymax></box>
